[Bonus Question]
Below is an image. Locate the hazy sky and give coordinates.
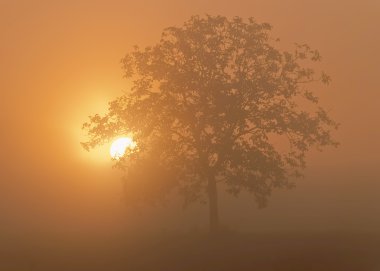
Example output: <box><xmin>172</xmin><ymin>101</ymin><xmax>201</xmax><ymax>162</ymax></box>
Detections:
<box><xmin>1</xmin><ymin>0</ymin><xmax>379</xmax><ymax>235</ymax></box>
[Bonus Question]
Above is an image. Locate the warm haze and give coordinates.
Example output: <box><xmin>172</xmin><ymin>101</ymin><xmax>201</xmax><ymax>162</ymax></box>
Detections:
<box><xmin>1</xmin><ymin>1</ymin><xmax>379</xmax><ymax>270</ymax></box>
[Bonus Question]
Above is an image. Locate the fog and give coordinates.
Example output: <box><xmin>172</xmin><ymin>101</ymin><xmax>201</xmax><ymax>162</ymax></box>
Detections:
<box><xmin>1</xmin><ymin>0</ymin><xmax>379</xmax><ymax>270</ymax></box>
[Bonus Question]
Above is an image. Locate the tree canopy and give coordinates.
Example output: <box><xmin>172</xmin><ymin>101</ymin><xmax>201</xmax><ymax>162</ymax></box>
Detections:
<box><xmin>82</xmin><ymin>15</ymin><xmax>338</xmax><ymax>231</ymax></box>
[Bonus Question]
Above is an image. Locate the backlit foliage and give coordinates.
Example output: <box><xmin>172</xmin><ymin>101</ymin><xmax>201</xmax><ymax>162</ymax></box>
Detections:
<box><xmin>82</xmin><ymin>15</ymin><xmax>338</xmax><ymax>207</ymax></box>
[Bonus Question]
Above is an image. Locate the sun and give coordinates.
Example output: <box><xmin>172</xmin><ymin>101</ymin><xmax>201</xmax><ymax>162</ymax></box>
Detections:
<box><xmin>110</xmin><ymin>137</ymin><xmax>136</xmax><ymax>159</ymax></box>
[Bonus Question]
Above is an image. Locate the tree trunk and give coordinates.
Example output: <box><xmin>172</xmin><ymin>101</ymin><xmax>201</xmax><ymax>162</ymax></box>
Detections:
<box><xmin>208</xmin><ymin>173</ymin><xmax>219</xmax><ymax>234</ymax></box>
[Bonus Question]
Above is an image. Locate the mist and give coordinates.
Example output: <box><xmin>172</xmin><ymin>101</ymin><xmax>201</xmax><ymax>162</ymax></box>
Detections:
<box><xmin>1</xmin><ymin>0</ymin><xmax>379</xmax><ymax>270</ymax></box>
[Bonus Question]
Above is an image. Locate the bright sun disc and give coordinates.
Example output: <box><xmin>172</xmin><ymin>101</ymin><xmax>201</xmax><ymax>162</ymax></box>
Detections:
<box><xmin>110</xmin><ymin>137</ymin><xmax>135</xmax><ymax>159</ymax></box>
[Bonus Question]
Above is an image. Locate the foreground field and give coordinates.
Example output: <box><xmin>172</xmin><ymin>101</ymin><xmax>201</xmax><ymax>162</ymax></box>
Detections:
<box><xmin>1</xmin><ymin>231</ymin><xmax>380</xmax><ymax>271</ymax></box>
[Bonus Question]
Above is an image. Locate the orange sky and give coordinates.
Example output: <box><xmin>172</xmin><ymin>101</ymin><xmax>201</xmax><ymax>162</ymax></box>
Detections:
<box><xmin>1</xmin><ymin>0</ymin><xmax>379</xmax><ymax>234</ymax></box>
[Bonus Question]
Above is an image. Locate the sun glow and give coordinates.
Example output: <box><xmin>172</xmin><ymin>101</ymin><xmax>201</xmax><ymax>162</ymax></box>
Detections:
<box><xmin>110</xmin><ymin>137</ymin><xmax>136</xmax><ymax>159</ymax></box>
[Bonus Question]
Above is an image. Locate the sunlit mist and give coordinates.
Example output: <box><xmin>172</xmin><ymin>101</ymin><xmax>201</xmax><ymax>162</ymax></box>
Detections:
<box><xmin>110</xmin><ymin>137</ymin><xmax>136</xmax><ymax>159</ymax></box>
<box><xmin>2</xmin><ymin>1</ymin><xmax>380</xmax><ymax>270</ymax></box>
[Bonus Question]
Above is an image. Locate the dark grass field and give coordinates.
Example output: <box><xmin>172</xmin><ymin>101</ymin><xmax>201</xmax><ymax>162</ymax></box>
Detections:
<box><xmin>1</xmin><ymin>231</ymin><xmax>380</xmax><ymax>271</ymax></box>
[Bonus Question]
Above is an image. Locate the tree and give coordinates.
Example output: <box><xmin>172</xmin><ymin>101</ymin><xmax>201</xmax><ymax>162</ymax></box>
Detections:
<box><xmin>82</xmin><ymin>15</ymin><xmax>338</xmax><ymax>233</ymax></box>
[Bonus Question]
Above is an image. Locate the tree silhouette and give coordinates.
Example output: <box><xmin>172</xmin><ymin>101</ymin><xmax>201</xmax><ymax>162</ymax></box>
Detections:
<box><xmin>82</xmin><ymin>15</ymin><xmax>338</xmax><ymax>233</ymax></box>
